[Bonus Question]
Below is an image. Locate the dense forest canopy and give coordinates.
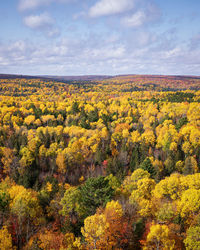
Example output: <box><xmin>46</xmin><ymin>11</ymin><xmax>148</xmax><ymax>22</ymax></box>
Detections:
<box><xmin>0</xmin><ymin>76</ymin><xmax>200</xmax><ymax>249</ymax></box>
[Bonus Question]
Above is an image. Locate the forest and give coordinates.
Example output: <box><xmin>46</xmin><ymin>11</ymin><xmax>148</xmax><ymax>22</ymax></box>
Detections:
<box><xmin>0</xmin><ymin>75</ymin><xmax>200</xmax><ymax>249</ymax></box>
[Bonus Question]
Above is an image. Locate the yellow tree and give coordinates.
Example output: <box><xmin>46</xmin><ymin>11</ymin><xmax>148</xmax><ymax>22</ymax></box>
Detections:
<box><xmin>103</xmin><ymin>200</ymin><xmax>132</xmax><ymax>249</ymax></box>
<box><xmin>0</xmin><ymin>226</ymin><xmax>13</xmax><ymax>250</ymax></box>
<box><xmin>177</xmin><ymin>189</ymin><xmax>200</xmax><ymax>224</ymax></box>
<box><xmin>19</xmin><ymin>147</ymin><xmax>34</xmax><ymax>174</ymax></box>
<box><xmin>184</xmin><ymin>226</ymin><xmax>200</xmax><ymax>250</ymax></box>
<box><xmin>143</xmin><ymin>223</ymin><xmax>175</xmax><ymax>250</ymax></box>
<box><xmin>24</xmin><ymin>115</ymin><xmax>35</xmax><ymax>126</ymax></box>
<box><xmin>122</xmin><ymin>168</ymin><xmax>150</xmax><ymax>195</ymax></box>
<box><xmin>153</xmin><ymin>173</ymin><xmax>183</xmax><ymax>201</ymax></box>
<box><xmin>8</xmin><ymin>185</ymin><xmax>43</xmax><ymax>247</ymax></box>
<box><xmin>130</xmin><ymin>177</ymin><xmax>156</xmax><ymax>217</ymax></box>
<box><xmin>0</xmin><ymin>147</ymin><xmax>15</xmax><ymax>176</ymax></box>
<box><xmin>81</xmin><ymin>213</ymin><xmax>108</xmax><ymax>249</ymax></box>
<box><xmin>56</xmin><ymin>152</ymin><xmax>67</xmax><ymax>175</ymax></box>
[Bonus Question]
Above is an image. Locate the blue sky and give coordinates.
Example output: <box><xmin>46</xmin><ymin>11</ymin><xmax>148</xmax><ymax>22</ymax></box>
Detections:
<box><xmin>0</xmin><ymin>0</ymin><xmax>200</xmax><ymax>75</ymax></box>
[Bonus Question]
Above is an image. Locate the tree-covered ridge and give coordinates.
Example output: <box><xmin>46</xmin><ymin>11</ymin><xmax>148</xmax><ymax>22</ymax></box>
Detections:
<box><xmin>100</xmin><ymin>74</ymin><xmax>200</xmax><ymax>91</ymax></box>
<box><xmin>0</xmin><ymin>78</ymin><xmax>199</xmax><ymax>249</ymax></box>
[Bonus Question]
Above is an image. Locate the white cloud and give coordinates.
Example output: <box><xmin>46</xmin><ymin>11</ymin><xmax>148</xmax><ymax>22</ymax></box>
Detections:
<box><xmin>19</xmin><ymin>0</ymin><xmax>53</xmax><ymax>11</ymax></box>
<box><xmin>88</xmin><ymin>46</ymin><xmax>125</xmax><ymax>60</ymax></box>
<box><xmin>89</xmin><ymin>0</ymin><xmax>135</xmax><ymax>18</ymax></box>
<box><xmin>47</xmin><ymin>28</ymin><xmax>60</xmax><ymax>37</ymax></box>
<box><xmin>8</xmin><ymin>40</ymin><xmax>27</xmax><ymax>52</ymax></box>
<box><xmin>1</xmin><ymin>32</ymin><xmax>200</xmax><ymax>76</ymax></box>
<box><xmin>23</xmin><ymin>13</ymin><xmax>60</xmax><ymax>37</ymax></box>
<box><xmin>18</xmin><ymin>0</ymin><xmax>74</xmax><ymax>11</ymax></box>
<box><xmin>121</xmin><ymin>2</ymin><xmax>161</xmax><ymax>28</ymax></box>
<box><xmin>23</xmin><ymin>12</ymin><xmax>53</xmax><ymax>29</ymax></box>
<box><xmin>122</xmin><ymin>11</ymin><xmax>146</xmax><ymax>27</ymax></box>
<box><xmin>164</xmin><ymin>47</ymin><xmax>182</xmax><ymax>58</ymax></box>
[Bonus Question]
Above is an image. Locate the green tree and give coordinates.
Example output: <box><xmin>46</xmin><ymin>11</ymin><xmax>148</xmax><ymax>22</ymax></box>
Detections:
<box><xmin>0</xmin><ymin>190</ymin><xmax>10</xmax><ymax>226</ymax></box>
<box><xmin>88</xmin><ymin>108</ymin><xmax>99</xmax><ymax>122</ymax></box>
<box><xmin>71</xmin><ymin>101</ymin><xmax>80</xmax><ymax>114</ymax></box>
<box><xmin>139</xmin><ymin>157</ymin><xmax>156</xmax><ymax>178</ymax></box>
<box><xmin>78</xmin><ymin>176</ymin><xmax>114</xmax><ymax>218</ymax></box>
<box><xmin>60</xmin><ymin>186</ymin><xmax>81</xmax><ymax>217</ymax></box>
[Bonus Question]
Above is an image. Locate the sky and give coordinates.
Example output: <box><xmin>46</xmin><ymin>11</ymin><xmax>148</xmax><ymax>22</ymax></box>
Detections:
<box><xmin>0</xmin><ymin>0</ymin><xmax>200</xmax><ymax>76</ymax></box>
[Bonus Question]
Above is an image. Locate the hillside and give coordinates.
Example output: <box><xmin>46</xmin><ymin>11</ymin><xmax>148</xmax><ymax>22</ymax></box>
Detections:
<box><xmin>1</xmin><ymin>73</ymin><xmax>200</xmax><ymax>91</ymax></box>
<box><xmin>0</xmin><ymin>77</ymin><xmax>199</xmax><ymax>249</ymax></box>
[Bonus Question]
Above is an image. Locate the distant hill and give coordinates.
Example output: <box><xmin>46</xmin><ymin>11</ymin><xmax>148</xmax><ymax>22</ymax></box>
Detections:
<box><xmin>40</xmin><ymin>75</ymin><xmax>113</xmax><ymax>81</ymax></box>
<box><xmin>0</xmin><ymin>74</ymin><xmax>112</xmax><ymax>81</ymax></box>
<box><xmin>0</xmin><ymin>74</ymin><xmax>42</xmax><ymax>79</ymax></box>
<box><xmin>0</xmin><ymin>74</ymin><xmax>200</xmax><ymax>90</ymax></box>
<box><xmin>1</xmin><ymin>73</ymin><xmax>200</xmax><ymax>81</ymax></box>
<box><xmin>107</xmin><ymin>74</ymin><xmax>200</xmax><ymax>81</ymax></box>
<box><xmin>104</xmin><ymin>74</ymin><xmax>200</xmax><ymax>90</ymax></box>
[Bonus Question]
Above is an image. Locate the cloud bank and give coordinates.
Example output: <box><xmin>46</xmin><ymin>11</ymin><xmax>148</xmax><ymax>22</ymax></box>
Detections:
<box><xmin>0</xmin><ymin>0</ymin><xmax>199</xmax><ymax>75</ymax></box>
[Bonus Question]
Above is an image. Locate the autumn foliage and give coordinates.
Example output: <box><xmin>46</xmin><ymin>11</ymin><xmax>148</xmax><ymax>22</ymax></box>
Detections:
<box><xmin>0</xmin><ymin>76</ymin><xmax>199</xmax><ymax>249</ymax></box>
